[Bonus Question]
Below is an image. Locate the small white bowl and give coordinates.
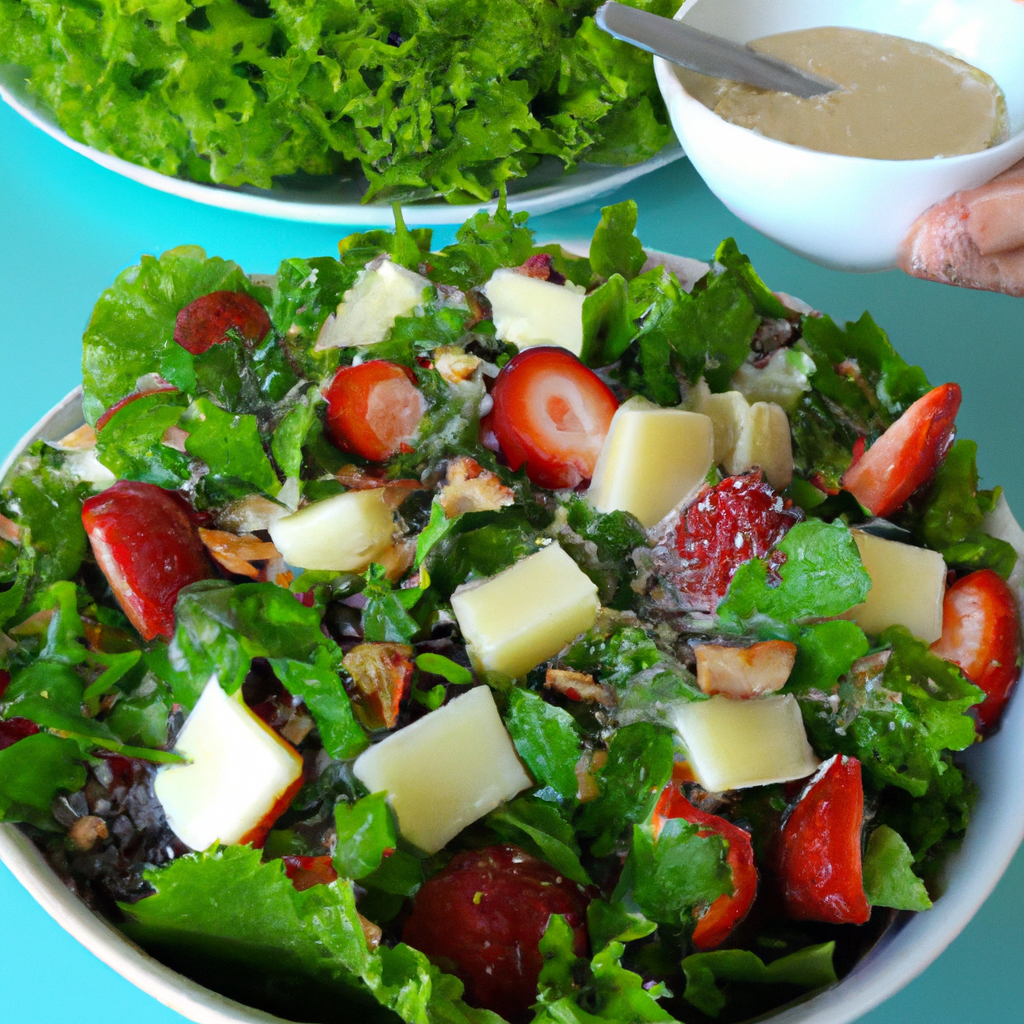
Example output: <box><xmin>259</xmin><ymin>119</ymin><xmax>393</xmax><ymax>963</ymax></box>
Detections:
<box><xmin>2</xmin><ymin>386</ymin><xmax>1024</xmax><ymax>1024</ymax></box>
<box><xmin>655</xmin><ymin>0</ymin><xmax>1024</xmax><ymax>271</ymax></box>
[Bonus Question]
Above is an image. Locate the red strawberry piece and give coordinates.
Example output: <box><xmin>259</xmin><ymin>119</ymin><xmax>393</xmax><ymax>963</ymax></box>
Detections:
<box><xmin>282</xmin><ymin>855</ymin><xmax>339</xmax><ymax>892</ymax></box>
<box><xmin>652</xmin><ymin>784</ymin><xmax>757</xmax><ymax>949</ymax></box>
<box><xmin>403</xmin><ymin>845</ymin><xmax>590</xmax><ymax>1018</ymax></box>
<box><xmin>674</xmin><ymin>471</ymin><xmax>803</xmax><ymax>612</ymax></box>
<box><xmin>0</xmin><ymin>717</ymin><xmax>40</xmax><ymax>752</ymax></box>
<box><xmin>82</xmin><ymin>481</ymin><xmax>212</xmax><ymax>641</ymax></box>
<box><xmin>841</xmin><ymin>383</ymin><xmax>961</xmax><ymax>517</ymax></box>
<box><xmin>174</xmin><ymin>291</ymin><xmax>271</xmax><ymax>355</ymax></box>
<box><xmin>931</xmin><ymin>569</ymin><xmax>1022</xmax><ymax>729</ymax></box>
<box><xmin>490</xmin><ymin>347</ymin><xmax>618</xmax><ymax>489</ymax></box>
<box><xmin>325</xmin><ymin>361</ymin><xmax>425</xmax><ymax>462</ymax></box>
<box><xmin>776</xmin><ymin>755</ymin><xmax>870</xmax><ymax>925</ymax></box>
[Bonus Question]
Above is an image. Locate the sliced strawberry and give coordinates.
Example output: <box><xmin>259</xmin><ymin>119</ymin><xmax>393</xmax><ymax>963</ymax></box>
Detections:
<box><xmin>0</xmin><ymin>717</ymin><xmax>40</xmax><ymax>752</ymax></box>
<box><xmin>776</xmin><ymin>755</ymin><xmax>870</xmax><ymax>925</ymax></box>
<box><xmin>96</xmin><ymin>386</ymin><xmax>179</xmax><ymax>432</ymax></box>
<box><xmin>841</xmin><ymin>383</ymin><xmax>961</xmax><ymax>517</ymax></box>
<box><xmin>652</xmin><ymin>784</ymin><xmax>757</xmax><ymax>949</ymax></box>
<box><xmin>325</xmin><ymin>361</ymin><xmax>425</xmax><ymax>462</ymax></box>
<box><xmin>403</xmin><ymin>845</ymin><xmax>590</xmax><ymax>1018</ymax></box>
<box><xmin>174</xmin><ymin>291</ymin><xmax>271</xmax><ymax>355</ymax></box>
<box><xmin>282</xmin><ymin>855</ymin><xmax>339</xmax><ymax>892</ymax></box>
<box><xmin>674</xmin><ymin>471</ymin><xmax>803</xmax><ymax>612</ymax></box>
<box><xmin>930</xmin><ymin>569</ymin><xmax>1022</xmax><ymax>729</ymax></box>
<box><xmin>490</xmin><ymin>347</ymin><xmax>618</xmax><ymax>489</ymax></box>
<box><xmin>82</xmin><ymin>481</ymin><xmax>212</xmax><ymax>641</ymax></box>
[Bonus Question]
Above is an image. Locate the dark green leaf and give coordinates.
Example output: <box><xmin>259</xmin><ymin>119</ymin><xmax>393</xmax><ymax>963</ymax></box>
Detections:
<box><xmin>414</xmin><ymin>653</ymin><xmax>473</xmax><ymax>686</ymax></box>
<box><xmin>0</xmin><ymin>733</ymin><xmax>87</xmax><ymax>827</ymax></box>
<box><xmin>361</xmin><ymin>564</ymin><xmax>421</xmax><ymax>643</ymax></box>
<box><xmin>505</xmin><ymin>688</ymin><xmax>581</xmax><ymax>801</ymax></box>
<box><xmin>581</xmin><ymin>274</ymin><xmax>635</xmax><ymax>368</ymax></box>
<box><xmin>486</xmin><ymin>797</ymin><xmax>591</xmax><ymax>886</ymax></box>
<box><xmin>95</xmin><ymin>390</ymin><xmax>191</xmax><ymax>488</ymax></box>
<box><xmin>334</xmin><ymin>792</ymin><xmax>398</xmax><ymax>880</ymax></box>
<box><xmin>590</xmin><ymin>201</ymin><xmax>647</xmax><ymax>282</ymax></box>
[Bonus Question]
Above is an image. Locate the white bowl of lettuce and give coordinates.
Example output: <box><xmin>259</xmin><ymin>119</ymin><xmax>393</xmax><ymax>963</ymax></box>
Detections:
<box><xmin>1</xmin><ymin>204</ymin><xmax>1023</xmax><ymax>1024</ymax></box>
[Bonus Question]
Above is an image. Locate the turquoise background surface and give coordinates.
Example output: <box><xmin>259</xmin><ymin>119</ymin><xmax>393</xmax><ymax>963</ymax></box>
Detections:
<box><xmin>1</xmin><ymin>98</ymin><xmax>1022</xmax><ymax>1024</ymax></box>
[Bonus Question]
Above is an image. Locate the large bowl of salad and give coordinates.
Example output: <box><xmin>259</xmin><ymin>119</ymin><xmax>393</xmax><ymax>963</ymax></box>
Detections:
<box><xmin>0</xmin><ymin>200</ymin><xmax>1022</xmax><ymax>1024</ymax></box>
<box><xmin>0</xmin><ymin>0</ymin><xmax>684</xmax><ymax>224</ymax></box>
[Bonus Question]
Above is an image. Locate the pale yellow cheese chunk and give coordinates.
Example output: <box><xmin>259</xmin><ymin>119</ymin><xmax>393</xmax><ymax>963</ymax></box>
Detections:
<box><xmin>731</xmin><ymin>401</ymin><xmax>794</xmax><ymax>490</ymax></box>
<box><xmin>694</xmin><ymin>385</ymin><xmax>793</xmax><ymax>490</ymax></box>
<box><xmin>482</xmin><ymin>270</ymin><xmax>586</xmax><ymax>356</ymax></box>
<box><xmin>845</xmin><ymin>530</ymin><xmax>946</xmax><ymax>642</ymax></box>
<box><xmin>672</xmin><ymin>693</ymin><xmax>819</xmax><ymax>793</ymax></box>
<box><xmin>154</xmin><ymin>677</ymin><xmax>303</xmax><ymax>851</ymax></box>
<box><xmin>587</xmin><ymin>396</ymin><xmax>713</xmax><ymax>527</ymax></box>
<box><xmin>316</xmin><ymin>260</ymin><xmax>431</xmax><ymax>350</ymax></box>
<box><xmin>269</xmin><ymin>489</ymin><xmax>395</xmax><ymax>572</ymax></box>
<box><xmin>352</xmin><ymin>686</ymin><xmax>532</xmax><ymax>854</ymax></box>
<box><xmin>451</xmin><ymin>543</ymin><xmax>600</xmax><ymax>678</ymax></box>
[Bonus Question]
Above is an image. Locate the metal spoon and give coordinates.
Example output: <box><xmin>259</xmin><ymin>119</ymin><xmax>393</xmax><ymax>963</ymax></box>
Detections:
<box><xmin>594</xmin><ymin>2</ymin><xmax>839</xmax><ymax>99</ymax></box>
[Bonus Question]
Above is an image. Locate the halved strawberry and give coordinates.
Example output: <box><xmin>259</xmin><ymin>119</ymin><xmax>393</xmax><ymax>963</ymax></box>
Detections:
<box><xmin>174</xmin><ymin>291</ymin><xmax>271</xmax><ymax>355</ymax></box>
<box><xmin>490</xmin><ymin>347</ymin><xmax>618</xmax><ymax>489</ymax></box>
<box><xmin>674</xmin><ymin>471</ymin><xmax>803</xmax><ymax>612</ymax></box>
<box><xmin>325</xmin><ymin>361</ymin><xmax>425</xmax><ymax>462</ymax></box>
<box><xmin>82</xmin><ymin>481</ymin><xmax>212</xmax><ymax>641</ymax></box>
<box><xmin>776</xmin><ymin>755</ymin><xmax>870</xmax><ymax>925</ymax></box>
<box><xmin>652</xmin><ymin>784</ymin><xmax>757</xmax><ymax>949</ymax></box>
<box><xmin>930</xmin><ymin>569</ymin><xmax>1022</xmax><ymax>729</ymax></box>
<box><xmin>841</xmin><ymin>383</ymin><xmax>961</xmax><ymax>517</ymax></box>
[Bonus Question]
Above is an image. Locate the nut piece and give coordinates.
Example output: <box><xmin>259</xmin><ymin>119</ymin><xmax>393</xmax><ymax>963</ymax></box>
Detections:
<box><xmin>434</xmin><ymin>346</ymin><xmax>482</xmax><ymax>384</ymax></box>
<box><xmin>360</xmin><ymin>913</ymin><xmax>383</xmax><ymax>950</ymax></box>
<box><xmin>199</xmin><ymin>528</ymin><xmax>281</xmax><ymax>579</ymax></box>
<box><xmin>438</xmin><ymin>457</ymin><xmax>515</xmax><ymax>518</ymax></box>
<box><xmin>68</xmin><ymin>815</ymin><xmax>109</xmax><ymax>851</ymax></box>
<box><xmin>693</xmin><ymin>640</ymin><xmax>797</xmax><ymax>698</ymax></box>
<box><xmin>545</xmin><ymin>668</ymin><xmax>615</xmax><ymax>707</ymax></box>
<box><xmin>343</xmin><ymin>643</ymin><xmax>415</xmax><ymax>730</ymax></box>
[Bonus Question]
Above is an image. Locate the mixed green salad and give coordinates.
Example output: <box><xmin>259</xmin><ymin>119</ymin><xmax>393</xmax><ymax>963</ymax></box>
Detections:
<box><xmin>0</xmin><ymin>0</ymin><xmax>674</xmax><ymax>203</ymax></box>
<box><xmin>0</xmin><ymin>199</ymin><xmax>1021</xmax><ymax>1024</ymax></box>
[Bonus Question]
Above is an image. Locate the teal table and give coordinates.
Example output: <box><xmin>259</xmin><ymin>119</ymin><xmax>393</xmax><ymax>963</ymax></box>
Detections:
<box><xmin>1</xmin><ymin>98</ymin><xmax>1022</xmax><ymax>1024</ymax></box>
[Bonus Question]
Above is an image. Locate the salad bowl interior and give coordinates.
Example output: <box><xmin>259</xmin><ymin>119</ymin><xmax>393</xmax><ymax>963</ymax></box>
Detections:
<box><xmin>1</xmin><ymin>356</ymin><xmax>1024</xmax><ymax>1024</ymax></box>
<box><xmin>654</xmin><ymin>0</ymin><xmax>1024</xmax><ymax>271</ymax></box>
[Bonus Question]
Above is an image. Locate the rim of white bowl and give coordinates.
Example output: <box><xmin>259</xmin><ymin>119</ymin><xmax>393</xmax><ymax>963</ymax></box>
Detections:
<box><xmin>1</xmin><ymin>377</ymin><xmax>1023</xmax><ymax>1024</ymax></box>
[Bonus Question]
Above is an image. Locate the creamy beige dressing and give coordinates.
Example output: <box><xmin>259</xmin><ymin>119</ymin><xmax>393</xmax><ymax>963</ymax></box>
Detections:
<box><xmin>680</xmin><ymin>27</ymin><xmax>1008</xmax><ymax>160</ymax></box>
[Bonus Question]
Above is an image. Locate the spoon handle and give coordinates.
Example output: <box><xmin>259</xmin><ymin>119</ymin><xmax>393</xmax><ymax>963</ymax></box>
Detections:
<box><xmin>594</xmin><ymin>2</ymin><xmax>839</xmax><ymax>99</ymax></box>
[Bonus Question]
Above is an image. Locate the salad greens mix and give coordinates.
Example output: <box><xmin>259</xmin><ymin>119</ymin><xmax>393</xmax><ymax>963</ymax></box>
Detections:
<box><xmin>0</xmin><ymin>0</ymin><xmax>674</xmax><ymax>202</ymax></box>
<box><xmin>0</xmin><ymin>198</ymin><xmax>1020</xmax><ymax>1024</ymax></box>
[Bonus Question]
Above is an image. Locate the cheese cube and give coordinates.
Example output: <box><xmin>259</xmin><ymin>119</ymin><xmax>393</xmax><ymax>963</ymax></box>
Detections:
<box><xmin>154</xmin><ymin>676</ymin><xmax>303</xmax><ymax>850</ymax></box>
<box><xmin>316</xmin><ymin>260</ymin><xmax>430</xmax><ymax>350</ymax></box>
<box><xmin>730</xmin><ymin>401</ymin><xmax>794</xmax><ymax>490</ymax></box>
<box><xmin>269</xmin><ymin>489</ymin><xmax>395</xmax><ymax>572</ymax></box>
<box><xmin>451</xmin><ymin>543</ymin><xmax>599</xmax><ymax>678</ymax></box>
<box><xmin>845</xmin><ymin>530</ymin><xmax>946</xmax><ymax>642</ymax></box>
<box><xmin>672</xmin><ymin>693</ymin><xmax>819</xmax><ymax>793</ymax></box>
<box><xmin>588</xmin><ymin>397</ymin><xmax>714</xmax><ymax>527</ymax></box>
<box><xmin>482</xmin><ymin>270</ymin><xmax>586</xmax><ymax>357</ymax></box>
<box><xmin>352</xmin><ymin>686</ymin><xmax>532</xmax><ymax>854</ymax></box>
<box><xmin>696</xmin><ymin>387</ymin><xmax>750</xmax><ymax>467</ymax></box>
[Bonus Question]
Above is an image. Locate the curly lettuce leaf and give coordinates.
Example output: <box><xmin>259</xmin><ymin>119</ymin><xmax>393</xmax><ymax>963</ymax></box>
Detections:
<box><xmin>0</xmin><ymin>733</ymin><xmax>87</xmax><ymax>828</ymax></box>
<box><xmin>485</xmin><ymin>796</ymin><xmax>591</xmax><ymax>886</ymax></box>
<box><xmin>95</xmin><ymin>390</ymin><xmax>191</xmax><ymax>488</ymax></box>
<box><xmin>863</xmin><ymin>825</ymin><xmax>932</xmax><ymax>911</ymax></box>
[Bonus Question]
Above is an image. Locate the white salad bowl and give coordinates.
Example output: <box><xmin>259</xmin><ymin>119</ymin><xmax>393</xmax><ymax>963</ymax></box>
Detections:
<box><xmin>654</xmin><ymin>0</ymin><xmax>1024</xmax><ymax>272</ymax></box>
<box><xmin>2</xmin><ymin>382</ymin><xmax>1024</xmax><ymax>1024</ymax></box>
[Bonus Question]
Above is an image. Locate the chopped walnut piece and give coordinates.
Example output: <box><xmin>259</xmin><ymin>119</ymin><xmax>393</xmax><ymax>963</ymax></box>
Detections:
<box><xmin>437</xmin><ymin>456</ymin><xmax>514</xmax><ymax>519</ymax></box>
<box><xmin>68</xmin><ymin>815</ymin><xmax>109</xmax><ymax>851</ymax></box>
<box><xmin>360</xmin><ymin>913</ymin><xmax>384</xmax><ymax>950</ymax></box>
<box><xmin>434</xmin><ymin>346</ymin><xmax>482</xmax><ymax>384</ymax></box>
<box><xmin>575</xmin><ymin>748</ymin><xmax>608</xmax><ymax>802</ymax></box>
<box><xmin>215</xmin><ymin>495</ymin><xmax>289</xmax><ymax>533</ymax></box>
<box><xmin>376</xmin><ymin>538</ymin><xmax>416</xmax><ymax>582</ymax></box>
<box><xmin>0</xmin><ymin>512</ymin><xmax>21</xmax><ymax>545</ymax></box>
<box><xmin>336</xmin><ymin>465</ymin><xmax>422</xmax><ymax>493</ymax></box>
<box><xmin>161</xmin><ymin>425</ymin><xmax>190</xmax><ymax>453</ymax></box>
<box><xmin>692</xmin><ymin>640</ymin><xmax>797</xmax><ymax>698</ymax></box>
<box><xmin>280</xmin><ymin>712</ymin><xmax>316</xmax><ymax>747</ymax></box>
<box><xmin>56</xmin><ymin>424</ymin><xmax>98</xmax><ymax>450</ymax></box>
<box><xmin>545</xmin><ymin>668</ymin><xmax>615</xmax><ymax>707</ymax></box>
<box><xmin>343</xmin><ymin>642</ymin><xmax>415</xmax><ymax>730</ymax></box>
<box><xmin>199</xmin><ymin>528</ymin><xmax>281</xmax><ymax>580</ymax></box>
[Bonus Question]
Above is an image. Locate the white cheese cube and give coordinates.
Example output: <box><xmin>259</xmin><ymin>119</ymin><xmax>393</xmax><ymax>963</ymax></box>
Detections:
<box><xmin>352</xmin><ymin>686</ymin><xmax>532</xmax><ymax>854</ymax></box>
<box><xmin>845</xmin><ymin>530</ymin><xmax>946</xmax><ymax>642</ymax></box>
<box><xmin>269</xmin><ymin>489</ymin><xmax>395</xmax><ymax>572</ymax></box>
<box><xmin>588</xmin><ymin>396</ymin><xmax>713</xmax><ymax>527</ymax></box>
<box><xmin>730</xmin><ymin>401</ymin><xmax>794</xmax><ymax>490</ymax></box>
<box><xmin>451</xmin><ymin>543</ymin><xmax>599</xmax><ymax>678</ymax></box>
<box><xmin>730</xmin><ymin>348</ymin><xmax>812</xmax><ymax>412</ymax></box>
<box><xmin>316</xmin><ymin>260</ymin><xmax>431</xmax><ymax>350</ymax></box>
<box><xmin>482</xmin><ymin>270</ymin><xmax>586</xmax><ymax>357</ymax></box>
<box><xmin>672</xmin><ymin>694</ymin><xmax>819</xmax><ymax>793</ymax></box>
<box><xmin>696</xmin><ymin>387</ymin><xmax>750</xmax><ymax>467</ymax></box>
<box><xmin>154</xmin><ymin>676</ymin><xmax>303</xmax><ymax>850</ymax></box>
